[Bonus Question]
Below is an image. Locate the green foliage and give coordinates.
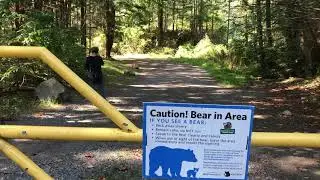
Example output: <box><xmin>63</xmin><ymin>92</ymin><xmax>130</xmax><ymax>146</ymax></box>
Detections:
<box><xmin>0</xmin><ymin>59</ymin><xmax>48</xmax><ymax>92</ymax></box>
<box><xmin>172</xmin><ymin>57</ymin><xmax>250</xmax><ymax>87</ymax></box>
<box><xmin>173</xmin><ymin>36</ymin><xmax>251</xmax><ymax>86</ymax></box>
<box><xmin>15</xmin><ymin>12</ymin><xmax>85</xmax><ymax>73</ymax></box>
<box><xmin>175</xmin><ymin>44</ymin><xmax>195</xmax><ymax>58</ymax></box>
<box><xmin>114</xmin><ymin>27</ymin><xmax>151</xmax><ymax>54</ymax></box>
<box><xmin>102</xmin><ymin>60</ymin><xmax>137</xmax><ymax>85</ymax></box>
<box><xmin>149</xmin><ymin>47</ymin><xmax>175</xmax><ymax>56</ymax></box>
<box><xmin>194</xmin><ymin>35</ymin><xmax>228</xmax><ymax>59</ymax></box>
<box><xmin>0</xmin><ymin>10</ymin><xmax>85</xmax><ymax>93</ymax></box>
<box><xmin>175</xmin><ymin>35</ymin><xmax>228</xmax><ymax>60</ymax></box>
<box><xmin>0</xmin><ymin>93</ymin><xmax>36</xmax><ymax>120</ymax></box>
<box><xmin>92</xmin><ymin>31</ymin><xmax>107</xmax><ymax>56</ymax></box>
<box><xmin>38</xmin><ymin>98</ymin><xmax>60</xmax><ymax>109</ymax></box>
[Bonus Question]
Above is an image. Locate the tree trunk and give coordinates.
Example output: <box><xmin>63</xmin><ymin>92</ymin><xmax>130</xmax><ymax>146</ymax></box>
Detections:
<box><xmin>148</xmin><ymin>0</ymin><xmax>151</xmax><ymax>32</ymax></box>
<box><xmin>105</xmin><ymin>0</ymin><xmax>116</xmax><ymax>58</ymax></box>
<box><xmin>245</xmin><ymin>14</ymin><xmax>249</xmax><ymax>46</ymax></box>
<box><xmin>66</xmin><ymin>0</ymin><xmax>72</xmax><ymax>27</ymax></box>
<box><xmin>164</xmin><ymin>5</ymin><xmax>168</xmax><ymax>32</ymax></box>
<box><xmin>198</xmin><ymin>0</ymin><xmax>204</xmax><ymax>35</ymax></box>
<box><xmin>157</xmin><ymin>0</ymin><xmax>164</xmax><ymax>47</ymax></box>
<box><xmin>88</xmin><ymin>0</ymin><xmax>92</xmax><ymax>49</ymax></box>
<box><xmin>14</xmin><ymin>3</ymin><xmax>21</xmax><ymax>30</ymax></box>
<box><xmin>284</xmin><ymin>2</ymin><xmax>303</xmax><ymax>76</ymax></box>
<box><xmin>211</xmin><ymin>16</ymin><xmax>214</xmax><ymax>34</ymax></box>
<box><xmin>172</xmin><ymin>0</ymin><xmax>175</xmax><ymax>32</ymax></box>
<box><xmin>227</xmin><ymin>0</ymin><xmax>231</xmax><ymax>45</ymax></box>
<box><xmin>181</xmin><ymin>1</ymin><xmax>185</xmax><ymax>29</ymax></box>
<box><xmin>34</xmin><ymin>0</ymin><xmax>43</xmax><ymax>10</ymax></box>
<box><xmin>192</xmin><ymin>0</ymin><xmax>198</xmax><ymax>44</ymax></box>
<box><xmin>265</xmin><ymin>0</ymin><xmax>272</xmax><ymax>47</ymax></box>
<box><xmin>256</xmin><ymin>0</ymin><xmax>266</xmax><ymax>73</ymax></box>
<box><xmin>80</xmin><ymin>0</ymin><xmax>87</xmax><ymax>48</ymax></box>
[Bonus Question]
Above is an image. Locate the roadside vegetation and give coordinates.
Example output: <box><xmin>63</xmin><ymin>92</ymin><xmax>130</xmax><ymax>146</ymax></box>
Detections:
<box><xmin>170</xmin><ymin>35</ymin><xmax>254</xmax><ymax>87</ymax></box>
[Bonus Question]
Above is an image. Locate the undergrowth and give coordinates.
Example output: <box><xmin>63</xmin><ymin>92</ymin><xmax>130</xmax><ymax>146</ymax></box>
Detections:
<box><xmin>0</xmin><ymin>92</ymin><xmax>37</xmax><ymax>120</ymax></box>
<box><xmin>102</xmin><ymin>59</ymin><xmax>138</xmax><ymax>85</ymax></box>
<box><xmin>171</xmin><ymin>57</ymin><xmax>251</xmax><ymax>87</ymax></box>
<box><xmin>170</xmin><ymin>35</ymin><xmax>254</xmax><ymax>87</ymax></box>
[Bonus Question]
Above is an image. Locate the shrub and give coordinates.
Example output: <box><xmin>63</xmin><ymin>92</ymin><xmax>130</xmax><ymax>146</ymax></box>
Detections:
<box><xmin>115</xmin><ymin>27</ymin><xmax>151</xmax><ymax>54</ymax></box>
<box><xmin>0</xmin><ymin>93</ymin><xmax>36</xmax><ymax>120</ymax></box>
<box><xmin>150</xmin><ymin>47</ymin><xmax>175</xmax><ymax>55</ymax></box>
<box><xmin>0</xmin><ymin>12</ymin><xmax>86</xmax><ymax>93</ymax></box>
<box><xmin>175</xmin><ymin>43</ymin><xmax>194</xmax><ymax>58</ymax></box>
<box><xmin>175</xmin><ymin>35</ymin><xmax>228</xmax><ymax>60</ymax></box>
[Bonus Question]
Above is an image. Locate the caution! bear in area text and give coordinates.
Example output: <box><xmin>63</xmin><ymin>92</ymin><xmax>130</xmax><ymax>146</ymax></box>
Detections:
<box><xmin>143</xmin><ymin>102</ymin><xmax>254</xmax><ymax>180</ymax></box>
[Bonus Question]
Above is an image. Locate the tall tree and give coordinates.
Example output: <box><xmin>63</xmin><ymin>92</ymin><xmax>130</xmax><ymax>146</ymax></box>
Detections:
<box><xmin>105</xmin><ymin>0</ymin><xmax>116</xmax><ymax>58</ymax></box>
<box><xmin>157</xmin><ymin>0</ymin><xmax>164</xmax><ymax>46</ymax></box>
<box><xmin>265</xmin><ymin>0</ymin><xmax>272</xmax><ymax>47</ymax></box>
<box><xmin>80</xmin><ymin>0</ymin><xmax>87</xmax><ymax>48</ymax></box>
<box><xmin>172</xmin><ymin>0</ymin><xmax>176</xmax><ymax>31</ymax></box>
<box><xmin>256</xmin><ymin>0</ymin><xmax>266</xmax><ymax>73</ymax></box>
<box><xmin>226</xmin><ymin>0</ymin><xmax>231</xmax><ymax>45</ymax></box>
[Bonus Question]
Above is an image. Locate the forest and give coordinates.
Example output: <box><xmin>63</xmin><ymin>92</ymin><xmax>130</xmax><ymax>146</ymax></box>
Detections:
<box><xmin>1</xmin><ymin>0</ymin><xmax>320</xmax><ymax>83</ymax></box>
<box><xmin>0</xmin><ymin>0</ymin><xmax>320</xmax><ymax>116</ymax></box>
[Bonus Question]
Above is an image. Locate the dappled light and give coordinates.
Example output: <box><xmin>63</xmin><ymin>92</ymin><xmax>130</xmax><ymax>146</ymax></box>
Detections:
<box><xmin>74</xmin><ymin>147</ymin><xmax>142</xmax><ymax>167</ymax></box>
<box><xmin>272</xmin><ymin>156</ymin><xmax>319</xmax><ymax>173</ymax></box>
<box><xmin>254</xmin><ymin>114</ymin><xmax>272</xmax><ymax>120</ymax></box>
<box><xmin>250</xmin><ymin>147</ymin><xmax>320</xmax><ymax>179</ymax></box>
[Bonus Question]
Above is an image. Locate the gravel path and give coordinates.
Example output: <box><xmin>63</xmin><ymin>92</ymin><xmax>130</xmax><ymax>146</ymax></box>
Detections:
<box><xmin>0</xmin><ymin>59</ymin><xmax>319</xmax><ymax>180</ymax></box>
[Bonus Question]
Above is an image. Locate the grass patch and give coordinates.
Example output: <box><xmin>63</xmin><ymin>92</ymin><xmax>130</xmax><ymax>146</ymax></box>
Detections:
<box><xmin>38</xmin><ymin>98</ymin><xmax>61</xmax><ymax>109</ymax></box>
<box><xmin>102</xmin><ymin>60</ymin><xmax>138</xmax><ymax>85</ymax></box>
<box><xmin>149</xmin><ymin>47</ymin><xmax>175</xmax><ymax>56</ymax></box>
<box><xmin>171</xmin><ymin>57</ymin><xmax>252</xmax><ymax>87</ymax></box>
<box><xmin>0</xmin><ymin>92</ymin><xmax>37</xmax><ymax>120</ymax></box>
<box><xmin>301</xmin><ymin>76</ymin><xmax>320</xmax><ymax>90</ymax></box>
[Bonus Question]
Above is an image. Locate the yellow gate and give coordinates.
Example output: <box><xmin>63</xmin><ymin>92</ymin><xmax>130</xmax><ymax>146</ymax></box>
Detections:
<box><xmin>0</xmin><ymin>46</ymin><xmax>319</xmax><ymax>179</ymax></box>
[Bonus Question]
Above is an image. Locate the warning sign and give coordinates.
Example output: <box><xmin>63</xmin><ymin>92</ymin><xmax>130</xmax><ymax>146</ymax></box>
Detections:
<box><xmin>143</xmin><ymin>102</ymin><xmax>254</xmax><ymax>180</ymax></box>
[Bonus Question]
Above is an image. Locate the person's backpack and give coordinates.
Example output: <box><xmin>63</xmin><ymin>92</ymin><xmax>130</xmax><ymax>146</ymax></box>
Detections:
<box><xmin>87</xmin><ymin>69</ymin><xmax>102</xmax><ymax>83</ymax></box>
<box><xmin>87</xmin><ymin>69</ymin><xmax>97</xmax><ymax>80</ymax></box>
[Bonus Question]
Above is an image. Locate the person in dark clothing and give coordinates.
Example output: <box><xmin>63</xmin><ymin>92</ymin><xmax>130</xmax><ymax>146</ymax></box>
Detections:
<box><xmin>85</xmin><ymin>47</ymin><xmax>105</xmax><ymax>97</ymax></box>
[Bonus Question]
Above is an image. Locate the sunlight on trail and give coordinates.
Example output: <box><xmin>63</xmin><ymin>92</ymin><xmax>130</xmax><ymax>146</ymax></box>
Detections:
<box><xmin>129</xmin><ymin>84</ymin><xmax>220</xmax><ymax>88</ymax></box>
<box><xmin>74</xmin><ymin>148</ymin><xmax>142</xmax><ymax>168</ymax></box>
<box><xmin>272</xmin><ymin>156</ymin><xmax>319</xmax><ymax>173</ymax></box>
<box><xmin>254</xmin><ymin>114</ymin><xmax>273</xmax><ymax>120</ymax></box>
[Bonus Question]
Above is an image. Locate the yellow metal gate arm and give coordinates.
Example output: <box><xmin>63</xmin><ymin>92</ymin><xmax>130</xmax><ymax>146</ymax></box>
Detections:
<box><xmin>0</xmin><ymin>125</ymin><xmax>319</xmax><ymax>148</ymax></box>
<box><xmin>0</xmin><ymin>138</ymin><xmax>53</xmax><ymax>180</ymax></box>
<box><xmin>0</xmin><ymin>46</ymin><xmax>139</xmax><ymax>133</ymax></box>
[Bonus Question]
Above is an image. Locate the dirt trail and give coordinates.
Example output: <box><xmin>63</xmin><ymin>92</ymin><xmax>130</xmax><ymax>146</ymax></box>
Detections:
<box><xmin>0</xmin><ymin>59</ymin><xmax>319</xmax><ymax>179</ymax></box>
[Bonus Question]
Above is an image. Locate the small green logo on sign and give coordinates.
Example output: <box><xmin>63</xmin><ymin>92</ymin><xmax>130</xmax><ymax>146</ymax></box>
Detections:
<box><xmin>220</xmin><ymin>122</ymin><xmax>235</xmax><ymax>134</ymax></box>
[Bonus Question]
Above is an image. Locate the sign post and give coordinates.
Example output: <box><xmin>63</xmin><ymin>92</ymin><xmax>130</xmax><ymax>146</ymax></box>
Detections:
<box><xmin>143</xmin><ymin>103</ymin><xmax>254</xmax><ymax>180</ymax></box>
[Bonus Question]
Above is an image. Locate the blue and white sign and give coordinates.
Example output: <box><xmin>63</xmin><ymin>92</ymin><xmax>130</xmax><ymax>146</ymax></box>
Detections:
<box><xmin>143</xmin><ymin>102</ymin><xmax>255</xmax><ymax>180</ymax></box>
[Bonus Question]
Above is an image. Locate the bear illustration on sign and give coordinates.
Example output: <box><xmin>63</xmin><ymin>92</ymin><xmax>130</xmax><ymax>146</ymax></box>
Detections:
<box><xmin>149</xmin><ymin>146</ymin><xmax>198</xmax><ymax>178</ymax></box>
<box><xmin>187</xmin><ymin>168</ymin><xmax>199</xmax><ymax>178</ymax></box>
